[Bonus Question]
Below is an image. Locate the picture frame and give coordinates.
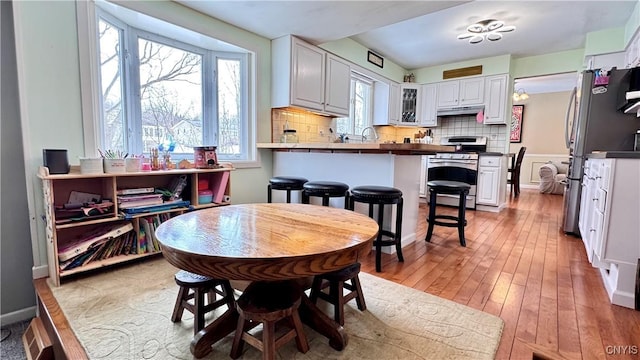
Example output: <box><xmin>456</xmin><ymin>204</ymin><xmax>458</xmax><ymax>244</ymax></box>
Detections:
<box><xmin>367</xmin><ymin>51</ymin><xmax>384</xmax><ymax>68</ymax></box>
<box><xmin>510</xmin><ymin>105</ymin><xmax>524</xmax><ymax>143</ymax></box>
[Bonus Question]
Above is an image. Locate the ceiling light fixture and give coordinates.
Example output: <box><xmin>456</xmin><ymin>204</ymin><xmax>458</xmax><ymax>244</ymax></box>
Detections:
<box><xmin>457</xmin><ymin>19</ymin><xmax>515</xmax><ymax>44</ymax></box>
<box><xmin>512</xmin><ymin>88</ymin><xmax>529</xmax><ymax>102</ymax></box>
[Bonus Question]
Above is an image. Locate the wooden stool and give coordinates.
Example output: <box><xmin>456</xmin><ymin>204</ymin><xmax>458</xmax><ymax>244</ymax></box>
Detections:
<box><xmin>302</xmin><ymin>181</ymin><xmax>350</xmax><ymax>209</ymax></box>
<box><xmin>267</xmin><ymin>176</ymin><xmax>308</xmax><ymax>203</ymax></box>
<box><xmin>231</xmin><ymin>281</ymin><xmax>309</xmax><ymax>360</ymax></box>
<box><xmin>309</xmin><ymin>262</ymin><xmax>366</xmax><ymax>325</ymax></box>
<box><xmin>425</xmin><ymin>180</ymin><xmax>470</xmax><ymax>246</ymax></box>
<box><xmin>171</xmin><ymin>270</ymin><xmax>235</xmax><ymax>335</ymax></box>
<box><xmin>349</xmin><ymin>185</ymin><xmax>404</xmax><ymax>272</ymax></box>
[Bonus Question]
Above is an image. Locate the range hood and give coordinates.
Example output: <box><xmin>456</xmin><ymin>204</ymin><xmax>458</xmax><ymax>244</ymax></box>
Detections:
<box><xmin>436</xmin><ymin>105</ymin><xmax>484</xmax><ymax>117</ymax></box>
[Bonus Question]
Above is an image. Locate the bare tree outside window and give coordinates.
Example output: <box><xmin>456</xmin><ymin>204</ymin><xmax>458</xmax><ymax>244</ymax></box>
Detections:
<box><xmin>138</xmin><ymin>38</ymin><xmax>202</xmax><ymax>154</ymax></box>
<box><xmin>97</xmin><ymin>15</ymin><xmax>246</xmax><ymax>160</ymax></box>
<box><xmin>98</xmin><ymin>19</ymin><xmax>126</xmax><ymax>152</ymax></box>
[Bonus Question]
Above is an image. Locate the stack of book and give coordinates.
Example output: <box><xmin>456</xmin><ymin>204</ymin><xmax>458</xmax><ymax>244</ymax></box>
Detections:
<box><xmin>117</xmin><ymin>187</ymin><xmax>163</xmax><ymax>209</ymax></box>
<box><xmin>58</xmin><ymin>222</ymin><xmax>134</xmax><ymax>271</ymax></box>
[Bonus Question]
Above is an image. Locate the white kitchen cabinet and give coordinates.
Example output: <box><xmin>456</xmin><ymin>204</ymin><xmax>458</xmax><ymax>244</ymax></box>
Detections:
<box><xmin>436</xmin><ymin>77</ymin><xmax>484</xmax><ymax>108</ymax></box>
<box><xmin>578</xmin><ymin>157</ymin><xmax>640</xmax><ymax>309</ymax></box>
<box><xmin>272</xmin><ymin>35</ymin><xmax>350</xmax><ymax>117</ymax></box>
<box><xmin>483</xmin><ymin>74</ymin><xmax>508</xmax><ymax>125</ymax></box>
<box><xmin>476</xmin><ymin>156</ymin><xmax>502</xmax><ymax>206</ymax></box>
<box><xmin>399</xmin><ymin>83</ymin><xmax>421</xmax><ymax>125</ymax></box>
<box><xmin>419</xmin><ymin>83</ymin><xmax>438</xmax><ymax>127</ymax></box>
<box><xmin>373</xmin><ymin>80</ymin><xmax>401</xmax><ymax>126</ymax></box>
<box><xmin>324</xmin><ymin>54</ymin><xmax>351</xmax><ymax>115</ymax></box>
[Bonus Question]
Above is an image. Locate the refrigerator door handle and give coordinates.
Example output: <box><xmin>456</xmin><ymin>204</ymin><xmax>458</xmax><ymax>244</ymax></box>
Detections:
<box><xmin>565</xmin><ymin>87</ymin><xmax>577</xmax><ymax>149</ymax></box>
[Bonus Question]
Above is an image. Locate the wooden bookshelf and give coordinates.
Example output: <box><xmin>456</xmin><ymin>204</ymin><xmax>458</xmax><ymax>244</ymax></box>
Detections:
<box><xmin>38</xmin><ymin>165</ymin><xmax>234</xmax><ymax>286</ymax></box>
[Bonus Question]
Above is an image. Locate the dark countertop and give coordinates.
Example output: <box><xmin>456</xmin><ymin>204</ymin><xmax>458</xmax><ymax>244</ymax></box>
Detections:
<box><xmin>479</xmin><ymin>152</ymin><xmax>506</xmax><ymax>157</ymax></box>
<box><xmin>588</xmin><ymin>151</ymin><xmax>640</xmax><ymax>159</ymax></box>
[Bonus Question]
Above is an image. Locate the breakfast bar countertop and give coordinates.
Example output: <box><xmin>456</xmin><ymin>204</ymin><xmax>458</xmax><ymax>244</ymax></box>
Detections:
<box><xmin>257</xmin><ymin>142</ymin><xmax>455</xmax><ymax>154</ymax></box>
<box><xmin>587</xmin><ymin>151</ymin><xmax>640</xmax><ymax>159</ymax></box>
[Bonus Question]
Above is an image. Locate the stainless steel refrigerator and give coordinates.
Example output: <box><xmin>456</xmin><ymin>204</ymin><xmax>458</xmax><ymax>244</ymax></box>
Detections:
<box><xmin>562</xmin><ymin>68</ymin><xmax>640</xmax><ymax>235</ymax></box>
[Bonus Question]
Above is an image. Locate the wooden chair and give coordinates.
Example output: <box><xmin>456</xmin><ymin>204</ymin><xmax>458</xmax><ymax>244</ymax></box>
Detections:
<box><xmin>231</xmin><ymin>281</ymin><xmax>309</xmax><ymax>360</ymax></box>
<box><xmin>309</xmin><ymin>262</ymin><xmax>366</xmax><ymax>326</ymax></box>
<box><xmin>171</xmin><ymin>270</ymin><xmax>235</xmax><ymax>335</ymax></box>
<box><xmin>507</xmin><ymin>146</ymin><xmax>527</xmax><ymax>196</ymax></box>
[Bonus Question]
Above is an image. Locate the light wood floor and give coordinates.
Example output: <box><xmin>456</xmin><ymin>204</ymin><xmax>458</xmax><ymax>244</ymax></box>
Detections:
<box><xmin>359</xmin><ymin>189</ymin><xmax>640</xmax><ymax>360</ymax></box>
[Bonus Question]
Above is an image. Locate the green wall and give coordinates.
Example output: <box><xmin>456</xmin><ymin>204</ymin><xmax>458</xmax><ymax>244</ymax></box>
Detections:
<box><xmin>585</xmin><ymin>27</ymin><xmax>626</xmax><ymax>55</ymax></box>
<box><xmin>13</xmin><ymin>0</ymin><xmax>274</xmax><ymax>271</ymax></box>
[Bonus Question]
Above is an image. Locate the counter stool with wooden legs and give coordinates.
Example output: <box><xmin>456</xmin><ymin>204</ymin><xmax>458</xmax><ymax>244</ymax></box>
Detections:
<box><xmin>231</xmin><ymin>281</ymin><xmax>309</xmax><ymax>360</ymax></box>
<box><xmin>425</xmin><ymin>180</ymin><xmax>471</xmax><ymax>247</ymax></box>
<box><xmin>350</xmin><ymin>185</ymin><xmax>404</xmax><ymax>272</ymax></box>
<box><xmin>302</xmin><ymin>181</ymin><xmax>350</xmax><ymax>209</ymax></box>
<box><xmin>267</xmin><ymin>176</ymin><xmax>308</xmax><ymax>203</ymax></box>
<box><xmin>309</xmin><ymin>262</ymin><xmax>366</xmax><ymax>326</ymax></box>
<box><xmin>171</xmin><ymin>270</ymin><xmax>236</xmax><ymax>335</ymax></box>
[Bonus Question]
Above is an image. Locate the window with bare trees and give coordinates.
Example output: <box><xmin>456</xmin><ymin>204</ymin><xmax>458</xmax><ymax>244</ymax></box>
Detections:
<box><xmin>95</xmin><ymin>8</ymin><xmax>249</xmax><ymax>161</ymax></box>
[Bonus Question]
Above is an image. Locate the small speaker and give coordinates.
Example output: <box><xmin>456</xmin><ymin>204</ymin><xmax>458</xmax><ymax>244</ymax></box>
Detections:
<box><xmin>43</xmin><ymin>149</ymin><xmax>69</xmax><ymax>174</ymax></box>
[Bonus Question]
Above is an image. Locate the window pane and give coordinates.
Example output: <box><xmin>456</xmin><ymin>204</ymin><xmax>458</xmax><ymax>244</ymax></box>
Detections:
<box><xmin>354</xmin><ymin>81</ymin><xmax>368</xmax><ymax>135</ymax></box>
<box><xmin>98</xmin><ymin>19</ymin><xmax>126</xmax><ymax>152</ymax></box>
<box><xmin>217</xmin><ymin>58</ymin><xmax>241</xmax><ymax>156</ymax></box>
<box><xmin>138</xmin><ymin>38</ymin><xmax>202</xmax><ymax>155</ymax></box>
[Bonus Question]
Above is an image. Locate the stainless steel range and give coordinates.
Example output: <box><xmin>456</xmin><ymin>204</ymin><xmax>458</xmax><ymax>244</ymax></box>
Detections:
<box><xmin>427</xmin><ymin>136</ymin><xmax>487</xmax><ymax>209</ymax></box>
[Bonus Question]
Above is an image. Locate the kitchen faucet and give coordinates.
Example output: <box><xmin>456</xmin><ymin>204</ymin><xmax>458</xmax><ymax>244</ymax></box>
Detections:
<box><xmin>361</xmin><ymin>126</ymin><xmax>379</xmax><ymax>142</ymax></box>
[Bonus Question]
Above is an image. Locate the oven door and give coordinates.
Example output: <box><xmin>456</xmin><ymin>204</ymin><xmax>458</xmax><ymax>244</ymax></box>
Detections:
<box><xmin>427</xmin><ymin>161</ymin><xmax>477</xmax><ymax>209</ymax></box>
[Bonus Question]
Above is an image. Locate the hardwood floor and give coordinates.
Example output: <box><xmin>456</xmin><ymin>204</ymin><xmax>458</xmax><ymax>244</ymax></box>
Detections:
<box><xmin>359</xmin><ymin>189</ymin><xmax>640</xmax><ymax>360</ymax></box>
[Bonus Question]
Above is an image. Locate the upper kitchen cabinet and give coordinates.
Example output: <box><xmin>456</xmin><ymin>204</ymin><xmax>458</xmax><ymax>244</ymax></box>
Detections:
<box><xmin>272</xmin><ymin>35</ymin><xmax>350</xmax><ymax>117</ymax></box>
<box><xmin>436</xmin><ymin>77</ymin><xmax>485</xmax><ymax>108</ymax></box>
<box><xmin>399</xmin><ymin>83</ymin><xmax>421</xmax><ymax>125</ymax></box>
<box><xmin>419</xmin><ymin>83</ymin><xmax>437</xmax><ymax>127</ymax></box>
<box><xmin>483</xmin><ymin>74</ymin><xmax>508</xmax><ymax>125</ymax></box>
<box><xmin>373</xmin><ymin>81</ymin><xmax>401</xmax><ymax>126</ymax></box>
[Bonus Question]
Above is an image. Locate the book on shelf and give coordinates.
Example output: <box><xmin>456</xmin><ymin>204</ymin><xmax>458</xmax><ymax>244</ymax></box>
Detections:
<box><xmin>117</xmin><ymin>193</ymin><xmax>163</xmax><ymax>202</ymax></box>
<box><xmin>213</xmin><ymin>171</ymin><xmax>230</xmax><ymax>203</ymax></box>
<box><xmin>118</xmin><ymin>197</ymin><xmax>164</xmax><ymax>209</ymax></box>
<box><xmin>116</xmin><ymin>187</ymin><xmax>155</xmax><ymax>196</ymax></box>
<box><xmin>58</xmin><ymin>222</ymin><xmax>134</xmax><ymax>262</ymax></box>
<box><xmin>121</xmin><ymin>200</ymin><xmax>190</xmax><ymax>215</ymax></box>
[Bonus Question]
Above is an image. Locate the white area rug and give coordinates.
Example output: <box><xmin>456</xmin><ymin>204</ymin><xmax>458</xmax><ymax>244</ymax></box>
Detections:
<box><xmin>51</xmin><ymin>258</ymin><xmax>503</xmax><ymax>359</ymax></box>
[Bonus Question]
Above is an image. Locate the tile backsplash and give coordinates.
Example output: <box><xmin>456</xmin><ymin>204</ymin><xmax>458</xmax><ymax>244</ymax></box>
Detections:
<box><xmin>271</xmin><ymin>108</ymin><xmax>508</xmax><ymax>153</ymax></box>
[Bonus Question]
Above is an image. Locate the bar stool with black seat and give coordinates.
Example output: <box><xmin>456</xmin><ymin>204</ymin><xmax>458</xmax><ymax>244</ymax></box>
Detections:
<box><xmin>349</xmin><ymin>185</ymin><xmax>404</xmax><ymax>272</ymax></box>
<box><xmin>230</xmin><ymin>281</ymin><xmax>309</xmax><ymax>360</ymax></box>
<box><xmin>171</xmin><ymin>270</ymin><xmax>236</xmax><ymax>335</ymax></box>
<box><xmin>424</xmin><ymin>180</ymin><xmax>470</xmax><ymax>247</ymax></box>
<box><xmin>267</xmin><ymin>176</ymin><xmax>308</xmax><ymax>203</ymax></box>
<box><xmin>301</xmin><ymin>181</ymin><xmax>350</xmax><ymax>209</ymax></box>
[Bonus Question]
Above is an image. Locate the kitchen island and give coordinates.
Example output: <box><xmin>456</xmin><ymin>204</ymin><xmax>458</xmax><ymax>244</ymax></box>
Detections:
<box><xmin>257</xmin><ymin>142</ymin><xmax>454</xmax><ymax>253</ymax></box>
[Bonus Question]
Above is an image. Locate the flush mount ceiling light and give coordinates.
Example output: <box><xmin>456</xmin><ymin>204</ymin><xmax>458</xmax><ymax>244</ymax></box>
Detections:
<box><xmin>457</xmin><ymin>19</ymin><xmax>516</xmax><ymax>44</ymax></box>
<box><xmin>512</xmin><ymin>88</ymin><xmax>529</xmax><ymax>101</ymax></box>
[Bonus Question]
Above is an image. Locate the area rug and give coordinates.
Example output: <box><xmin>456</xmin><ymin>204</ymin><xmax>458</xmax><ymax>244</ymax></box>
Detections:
<box><xmin>51</xmin><ymin>258</ymin><xmax>503</xmax><ymax>359</ymax></box>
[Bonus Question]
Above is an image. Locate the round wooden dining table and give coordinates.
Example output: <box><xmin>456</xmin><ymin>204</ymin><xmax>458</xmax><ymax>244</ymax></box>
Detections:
<box><xmin>155</xmin><ymin>203</ymin><xmax>379</xmax><ymax>358</ymax></box>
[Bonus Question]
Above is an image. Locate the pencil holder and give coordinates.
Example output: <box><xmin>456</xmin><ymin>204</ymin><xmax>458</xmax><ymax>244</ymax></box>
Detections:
<box><xmin>103</xmin><ymin>158</ymin><xmax>126</xmax><ymax>174</ymax></box>
<box><xmin>79</xmin><ymin>157</ymin><xmax>103</xmax><ymax>174</ymax></box>
<box><xmin>125</xmin><ymin>158</ymin><xmax>141</xmax><ymax>172</ymax></box>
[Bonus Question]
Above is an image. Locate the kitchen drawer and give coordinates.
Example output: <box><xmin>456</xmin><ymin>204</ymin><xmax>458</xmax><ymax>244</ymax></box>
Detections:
<box><xmin>479</xmin><ymin>157</ymin><xmax>500</xmax><ymax>167</ymax></box>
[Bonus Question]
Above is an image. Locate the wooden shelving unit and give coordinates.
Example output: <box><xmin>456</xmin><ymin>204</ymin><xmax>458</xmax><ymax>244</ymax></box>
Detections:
<box><xmin>38</xmin><ymin>165</ymin><xmax>233</xmax><ymax>286</ymax></box>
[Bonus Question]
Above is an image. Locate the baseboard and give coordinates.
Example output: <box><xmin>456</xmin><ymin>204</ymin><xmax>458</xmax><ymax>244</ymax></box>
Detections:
<box><xmin>32</xmin><ymin>265</ymin><xmax>48</xmax><ymax>279</ymax></box>
<box><xmin>0</xmin><ymin>305</ymin><xmax>36</xmax><ymax>326</ymax></box>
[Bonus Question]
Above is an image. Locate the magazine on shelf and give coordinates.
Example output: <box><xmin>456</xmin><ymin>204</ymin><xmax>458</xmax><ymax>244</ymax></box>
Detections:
<box><xmin>58</xmin><ymin>222</ymin><xmax>134</xmax><ymax>262</ymax></box>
